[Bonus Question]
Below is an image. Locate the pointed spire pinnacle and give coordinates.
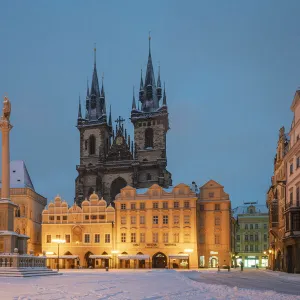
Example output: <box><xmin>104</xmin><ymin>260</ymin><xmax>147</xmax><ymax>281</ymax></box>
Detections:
<box><xmin>94</xmin><ymin>43</ymin><xmax>97</xmax><ymax>66</ymax></box>
<box><xmin>86</xmin><ymin>77</ymin><xmax>90</xmax><ymax>97</ymax></box>
<box><xmin>157</xmin><ymin>63</ymin><xmax>161</xmax><ymax>88</ymax></box>
<box><xmin>103</xmin><ymin>98</ymin><xmax>106</xmax><ymax>115</ymax></box>
<box><xmin>91</xmin><ymin>44</ymin><xmax>100</xmax><ymax>97</ymax></box>
<box><xmin>145</xmin><ymin>33</ymin><xmax>155</xmax><ymax>89</ymax></box>
<box><xmin>132</xmin><ymin>86</ymin><xmax>136</xmax><ymax>110</ymax></box>
<box><xmin>101</xmin><ymin>72</ymin><xmax>105</xmax><ymax>98</ymax></box>
<box><xmin>163</xmin><ymin>82</ymin><xmax>167</xmax><ymax>106</ymax></box>
<box><xmin>140</xmin><ymin>69</ymin><xmax>144</xmax><ymax>90</ymax></box>
<box><xmin>109</xmin><ymin>105</ymin><xmax>112</xmax><ymax>126</ymax></box>
<box><xmin>78</xmin><ymin>94</ymin><xmax>82</xmax><ymax>119</ymax></box>
<box><xmin>148</xmin><ymin>30</ymin><xmax>151</xmax><ymax>57</ymax></box>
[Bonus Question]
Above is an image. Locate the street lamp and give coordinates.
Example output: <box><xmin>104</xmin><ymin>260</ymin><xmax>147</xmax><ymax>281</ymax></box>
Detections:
<box><xmin>52</xmin><ymin>239</ymin><xmax>66</xmax><ymax>271</ymax></box>
<box><xmin>111</xmin><ymin>250</ymin><xmax>119</xmax><ymax>269</ymax></box>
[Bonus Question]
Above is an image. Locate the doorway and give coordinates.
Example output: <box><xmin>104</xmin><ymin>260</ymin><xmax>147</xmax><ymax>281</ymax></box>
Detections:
<box><xmin>152</xmin><ymin>252</ymin><xmax>167</xmax><ymax>268</ymax></box>
<box><xmin>209</xmin><ymin>256</ymin><xmax>218</xmax><ymax>268</ymax></box>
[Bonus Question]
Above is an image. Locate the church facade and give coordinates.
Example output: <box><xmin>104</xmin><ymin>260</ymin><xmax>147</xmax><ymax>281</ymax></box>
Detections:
<box><xmin>75</xmin><ymin>39</ymin><xmax>172</xmax><ymax>205</ymax></box>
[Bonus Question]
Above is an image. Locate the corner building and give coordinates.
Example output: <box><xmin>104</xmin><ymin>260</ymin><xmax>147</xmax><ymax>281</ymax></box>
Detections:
<box><xmin>114</xmin><ymin>184</ymin><xmax>198</xmax><ymax>269</ymax></box>
<box><xmin>75</xmin><ymin>39</ymin><xmax>172</xmax><ymax>205</ymax></box>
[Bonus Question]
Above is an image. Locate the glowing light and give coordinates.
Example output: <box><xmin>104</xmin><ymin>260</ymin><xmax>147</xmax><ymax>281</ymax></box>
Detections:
<box><xmin>52</xmin><ymin>239</ymin><xmax>66</xmax><ymax>244</ymax></box>
<box><xmin>184</xmin><ymin>249</ymin><xmax>193</xmax><ymax>253</ymax></box>
<box><xmin>111</xmin><ymin>250</ymin><xmax>119</xmax><ymax>254</ymax></box>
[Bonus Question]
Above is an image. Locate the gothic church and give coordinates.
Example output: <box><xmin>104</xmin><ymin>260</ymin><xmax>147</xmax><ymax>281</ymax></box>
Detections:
<box><xmin>75</xmin><ymin>38</ymin><xmax>172</xmax><ymax>205</ymax></box>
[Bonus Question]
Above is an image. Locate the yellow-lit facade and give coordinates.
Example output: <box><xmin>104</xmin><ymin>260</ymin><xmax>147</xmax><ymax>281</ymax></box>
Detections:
<box><xmin>114</xmin><ymin>184</ymin><xmax>198</xmax><ymax>269</ymax></box>
<box><xmin>42</xmin><ymin>193</ymin><xmax>115</xmax><ymax>269</ymax></box>
<box><xmin>197</xmin><ymin>180</ymin><xmax>232</xmax><ymax>268</ymax></box>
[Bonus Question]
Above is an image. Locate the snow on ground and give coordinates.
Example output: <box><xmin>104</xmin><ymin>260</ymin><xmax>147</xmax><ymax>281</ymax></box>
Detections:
<box><xmin>0</xmin><ymin>269</ymin><xmax>298</xmax><ymax>300</ymax></box>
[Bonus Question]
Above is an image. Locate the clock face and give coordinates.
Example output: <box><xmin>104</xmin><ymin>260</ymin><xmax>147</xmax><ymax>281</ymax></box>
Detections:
<box><xmin>116</xmin><ymin>137</ymin><xmax>123</xmax><ymax>145</ymax></box>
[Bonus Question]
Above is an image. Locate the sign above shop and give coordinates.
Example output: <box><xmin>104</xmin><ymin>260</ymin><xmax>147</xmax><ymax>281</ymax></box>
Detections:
<box><xmin>210</xmin><ymin>251</ymin><xmax>219</xmax><ymax>255</ymax></box>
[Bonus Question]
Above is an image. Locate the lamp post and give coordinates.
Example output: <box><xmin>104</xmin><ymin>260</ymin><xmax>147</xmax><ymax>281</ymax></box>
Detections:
<box><xmin>52</xmin><ymin>239</ymin><xmax>66</xmax><ymax>271</ymax></box>
<box><xmin>111</xmin><ymin>250</ymin><xmax>119</xmax><ymax>269</ymax></box>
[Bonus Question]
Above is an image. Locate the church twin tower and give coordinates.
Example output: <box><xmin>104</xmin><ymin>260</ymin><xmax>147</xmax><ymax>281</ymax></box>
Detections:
<box><xmin>75</xmin><ymin>38</ymin><xmax>172</xmax><ymax>205</ymax></box>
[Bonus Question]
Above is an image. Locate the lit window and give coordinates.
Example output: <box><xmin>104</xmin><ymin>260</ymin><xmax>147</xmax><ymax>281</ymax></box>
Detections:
<box><xmin>65</xmin><ymin>234</ymin><xmax>70</xmax><ymax>243</ymax></box>
<box><xmin>153</xmin><ymin>216</ymin><xmax>158</xmax><ymax>224</ymax></box>
<box><xmin>105</xmin><ymin>234</ymin><xmax>110</xmax><ymax>243</ymax></box>
<box><xmin>131</xmin><ymin>233</ymin><xmax>136</xmax><ymax>243</ymax></box>
<box><xmin>173</xmin><ymin>215</ymin><xmax>179</xmax><ymax>225</ymax></box>
<box><xmin>153</xmin><ymin>232</ymin><xmax>158</xmax><ymax>243</ymax></box>
<box><xmin>94</xmin><ymin>234</ymin><xmax>100</xmax><ymax>243</ymax></box>
<box><xmin>46</xmin><ymin>235</ymin><xmax>51</xmax><ymax>243</ymax></box>
<box><xmin>121</xmin><ymin>233</ymin><xmax>126</xmax><ymax>243</ymax></box>
<box><xmin>121</xmin><ymin>204</ymin><xmax>126</xmax><ymax>210</ymax></box>
<box><xmin>84</xmin><ymin>234</ymin><xmax>90</xmax><ymax>243</ymax></box>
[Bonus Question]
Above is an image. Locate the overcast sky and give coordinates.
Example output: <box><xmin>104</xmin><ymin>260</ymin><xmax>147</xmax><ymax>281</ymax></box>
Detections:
<box><xmin>0</xmin><ymin>0</ymin><xmax>299</xmax><ymax>208</ymax></box>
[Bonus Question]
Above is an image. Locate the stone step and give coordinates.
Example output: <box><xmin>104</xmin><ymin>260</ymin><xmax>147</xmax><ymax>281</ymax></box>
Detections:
<box><xmin>0</xmin><ymin>268</ymin><xmax>61</xmax><ymax>277</ymax></box>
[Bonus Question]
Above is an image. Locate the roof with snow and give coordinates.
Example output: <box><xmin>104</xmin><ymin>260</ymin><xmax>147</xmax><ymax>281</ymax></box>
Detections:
<box><xmin>0</xmin><ymin>161</ymin><xmax>35</xmax><ymax>190</ymax></box>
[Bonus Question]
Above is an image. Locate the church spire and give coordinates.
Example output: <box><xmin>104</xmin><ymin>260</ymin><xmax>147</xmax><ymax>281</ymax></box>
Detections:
<box><xmin>132</xmin><ymin>86</ymin><xmax>136</xmax><ymax>110</ymax></box>
<box><xmin>78</xmin><ymin>95</ymin><xmax>82</xmax><ymax>119</ymax></box>
<box><xmin>109</xmin><ymin>105</ymin><xmax>112</xmax><ymax>126</ymax></box>
<box><xmin>86</xmin><ymin>78</ymin><xmax>89</xmax><ymax>97</ymax></box>
<box><xmin>145</xmin><ymin>33</ymin><xmax>155</xmax><ymax>88</ymax></box>
<box><xmin>157</xmin><ymin>64</ymin><xmax>162</xmax><ymax>100</ymax></box>
<box><xmin>90</xmin><ymin>45</ymin><xmax>100</xmax><ymax>98</ymax></box>
<box><xmin>163</xmin><ymin>82</ymin><xmax>167</xmax><ymax>106</ymax></box>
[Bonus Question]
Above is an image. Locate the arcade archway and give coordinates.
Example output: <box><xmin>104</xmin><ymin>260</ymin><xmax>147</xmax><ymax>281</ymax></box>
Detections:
<box><xmin>152</xmin><ymin>252</ymin><xmax>167</xmax><ymax>268</ymax></box>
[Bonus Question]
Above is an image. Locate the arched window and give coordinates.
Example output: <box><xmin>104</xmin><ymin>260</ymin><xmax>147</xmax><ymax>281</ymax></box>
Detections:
<box><xmin>145</xmin><ymin>128</ymin><xmax>153</xmax><ymax>148</ymax></box>
<box><xmin>89</xmin><ymin>135</ymin><xmax>96</xmax><ymax>155</ymax></box>
<box><xmin>15</xmin><ymin>208</ymin><xmax>20</xmax><ymax>217</ymax></box>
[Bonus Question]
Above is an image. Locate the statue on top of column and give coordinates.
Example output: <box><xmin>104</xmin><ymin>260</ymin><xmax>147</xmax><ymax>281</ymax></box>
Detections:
<box><xmin>2</xmin><ymin>96</ymin><xmax>11</xmax><ymax>121</ymax></box>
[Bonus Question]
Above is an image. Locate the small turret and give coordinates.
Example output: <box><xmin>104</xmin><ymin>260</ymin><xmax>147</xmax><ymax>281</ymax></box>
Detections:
<box><xmin>139</xmin><ymin>69</ymin><xmax>144</xmax><ymax>102</ymax></box>
<box><xmin>109</xmin><ymin>105</ymin><xmax>112</xmax><ymax>126</ymax></box>
<box><xmin>157</xmin><ymin>65</ymin><xmax>162</xmax><ymax>100</ymax></box>
<box><xmin>163</xmin><ymin>82</ymin><xmax>167</xmax><ymax>106</ymax></box>
<box><xmin>78</xmin><ymin>95</ymin><xmax>82</xmax><ymax>119</ymax></box>
<box><xmin>132</xmin><ymin>86</ymin><xmax>137</xmax><ymax>110</ymax></box>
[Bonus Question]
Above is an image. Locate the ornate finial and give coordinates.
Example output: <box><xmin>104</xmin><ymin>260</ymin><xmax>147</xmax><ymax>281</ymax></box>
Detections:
<box><xmin>94</xmin><ymin>43</ymin><xmax>97</xmax><ymax>66</ymax></box>
<box><xmin>148</xmin><ymin>30</ymin><xmax>151</xmax><ymax>56</ymax></box>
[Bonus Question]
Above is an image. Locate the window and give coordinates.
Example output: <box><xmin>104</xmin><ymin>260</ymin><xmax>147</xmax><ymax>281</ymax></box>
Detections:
<box><xmin>153</xmin><ymin>216</ymin><xmax>158</xmax><ymax>224</ymax></box>
<box><xmin>91</xmin><ymin>215</ymin><xmax>97</xmax><ymax>220</ymax></box>
<box><xmin>255</xmin><ymin>234</ymin><xmax>258</xmax><ymax>241</ymax></box>
<box><xmin>163</xmin><ymin>215</ymin><xmax>168</xmax><ymax>224</ymax></box>
<box><xmin>140</xmin><ymin>215</ymin><xmax>145</xmax><ymax>224</ymax></box>
<box><xmin>121</xmin><ymin>204</ymin><xmax>126</xmax><ymax>210</ymax></box>
<box><xmin>236</xmin><ymin>235</ymin><xmax>240</xmax><ymax>241</ymax></box>
<box><xmin>173</xmin><ymin>215</ymin><xmax>179</xmax><ymax>225</ymax></box>
<box><xmin>199</xmin><ymin>234</ymin><xmax>205</xmax><ymax>244</ymax></box>
<box><xmin>290</xmin><ymin>163</ymin><xmax>294</xmax><ymax>175</ymax></box>
<box><xmin>173</xmin><ymin>233</ymin><xmax>179</xmax><ymax>243</ymax></box>
<box><xmin>49</xmin><ymin>216</ymin><xmax>54</xmax><ymax>221</ymax></box>
<box><xmin>199</xmin><ymin>204</ymin><xmax>204</xmax><ymax>211</ymax></box>
<box><xmin>89</xmin><ymin>135</ymin><xmax>96</xmax><ymax>155</ymax></box>
<box><xmin>56</xmin><ymin>216</ymin><xmax>61</xmax><ymax>221</ymax></box>
<box><xmin>153</xmin><ymin>232</ymin><xmax>158</xmax><ymax>243</ymax></box>
<box><xmin>255</xmin><ymin>224</ymin><xmax>258</xmax><ymax>229</ymax></box>
<box><xmin>184</xmin><ymin>201</ymin><xmax>190</xmax><ymax>208</ymax></box>
<box><xmin>245</xmin><ymin>245</ymin><xmax>248</xmax><ymax>251</ymax></box>
<box><xmin>297</xmin><ymin>187</ymin><xmax>300</xmax><ymax>206</ymax></box>
<box><xmin>85</xmin><ymin>215</ymin><xmax>89</xmax><ymax>220</ymax></box>
<box><xmin>264</xmin><ymin>234</ymin><xmax>267</xmax><ymax>242</ymax></box>
<box><xmin>209</xmin><ymin>192</ymin><xmax>214</xmax><ymax>198</ymax></box>
<box><xmin>292</xmin><ymin>213</ymin><xmax>300</xmax><ymax>231</ymax></box>
<box><xmin>184</xmin><ymin>233</ymin><xmax>190</xmax><ymax>243</ymax></box>
<box><xmin>163</xmin><ymin>233</ymin><xmax>168</xmax><ymax>243</ymax></box>
<box><xmin>131</xmin><ymin>203</ymin><xmax>136</xmax><ymax>210</ymax></box>
<box><xmin>131</xmin><ymin>216</ymin><xmax>136</xmax><ymax>224</ymax></box>
<box><xmin>145</xmin><ymin>128</ymin><xmax>153</xmax><ymax>148</ymax></box>
<box><xmin>250</xmin><ymin>235</ymin><xmax>253</xmax><ymax>241</ymax></box>
<box><xmin>215</xmin><ymin>235</ymin><xmax>220</xmax><ymax>244</ymax></box>
<box><xmin>105</xmin><ymin>234</ymin><xmax>110</xmax><ymax>243</ymax></box>
<box><xmin>255</xmin><ymin>245</ymin><xmax>259</xmax><ymax>252</ymax></box>
<box><xmin>215</xmin><ymin>217</ymin><xmax>220</xmax><ymax>226</ymax></box>
<box><xmin>121</xmin><ymin>216</ymin><xmax>126</xmax><ymax>225</ymax></box>
<box><xmin>153</xmin><ymin>202</ymin><xmax>159</xmax><ymax>209</ymax></box>
<box><xmin>140</xmin><ymin>202</ymin><xmax>145</xmax><ymax>210</ymax></box>
<box><xmin>245</xmin><ymin>224</ymin><xmax>248</xmax><ymax>229</ymax></box>
<box><xmin>63</xmin><ymin>215</ymin><xmax>67</xmax><ymax>221</ymax></box>
<box><xmin>65</xmin><ymin>234</ymin><xmax>70</xmax><ymax>243</ymax></box>
<box><xmin>290</xmin><ymin>192</ymin><xmax>293</xmax><ymax>206</ymax></box>
<box><xmin>131</xmin><ymin>233</ymin><xmax>136</xmax><ymax>243</ymax></box>
<box><xmin>184</xmin><ymin>215</ymin><xmax>190</xmax><ymax>224</ymax></box>
<box><xmin>174</xmin><ymin>201</ymin><xmax>179</xmax><ymax>208</ymax></box>
<box><xmin>215</xmin><ymin>204</ymin><xmax>220</xmax><ymax>211</ymax></box>
<box><xmin>250</xmin><ymin>245</ymin><xmax>253</xmax><ymax>252</ymax></box>
<box><xmin>56</xmin><ymin>235</ymin><xmax>61</xmax><ymax>239</ymax></box>
<box><xmin>245</xmin><ymin>235</ymin><xmax>248</xmax><ymax>241</ymax></box>
<box><xmin>297</xmin><ymin>157</ymin><xmax>300</xmax><ymax>168</ymax></box>
<box><xmin>163</xmin><ymin>202</ymin><xmax>168</xmax><ymax>209</ymax></box>
<box><xmin>119</xmin><ymin>232</ymin><xmax>126</xmax><ymax>243</ymax></box>
<box><xmin>264</xmin><ymin>244</ymin><xmax>267</xmax><ymax>251</ymax></box>
<box><xmin>84</xmin><ymin>234</ymin><xmax>90</xmax><ymax>243</ymax></box>
<box><xmin>250</xmin><ymin>224</ymin><xmax>253</xmax><ymax>230</ymax></box>
<box><xmin>95</xmin><ymin>234</ymin><xmax>100</xmax><ymax>243</ymax></box>
<box><xmin>236</xmin><ymin>244</ymin><xmax>240</xmax><ymax>251</ymax></box>
<box><xmin>147</xmin><ymin>173</ymin><xmax>152</xmax><ymax>180</ymax></box>
<box><xmin>140</xmin><ymin>233</ymin><xmax>145</xmax><ymax>243</ymax></box>
<box><xmin>46</xmin><ymin>235</ymin><xmax>51</xmax><ymax>243</ymax></box>
<box><xmin>264</xmin><ymin>224</ymin><xmax>267</xmax><ymax>230</ymax></box>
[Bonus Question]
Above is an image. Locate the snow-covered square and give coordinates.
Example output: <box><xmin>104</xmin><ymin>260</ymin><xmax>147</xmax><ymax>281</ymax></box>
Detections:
<box><xmin>1</xmin><ymin>269</ymin><xmax>300</xmax><ymax>300</ymax></box>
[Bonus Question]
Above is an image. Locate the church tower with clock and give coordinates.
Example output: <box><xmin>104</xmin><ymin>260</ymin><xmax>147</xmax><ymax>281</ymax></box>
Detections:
<box><xmin>74</xmin><ymin>38</ymin><xmax>172</xmax><ymax>206</ymax></box>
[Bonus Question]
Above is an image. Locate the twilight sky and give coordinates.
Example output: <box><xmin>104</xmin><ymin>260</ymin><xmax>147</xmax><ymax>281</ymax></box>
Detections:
<box><xmin>0</xmin><ymin>0</ymin><xmax>299</xmax><ymax>208</ymax></box>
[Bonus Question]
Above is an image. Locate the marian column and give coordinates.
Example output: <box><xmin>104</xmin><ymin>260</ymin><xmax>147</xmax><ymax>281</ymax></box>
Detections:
<box><xmin>0</xmin><ymin>96</ymin><xmax>12</xmax><ymax>201</ymax></box>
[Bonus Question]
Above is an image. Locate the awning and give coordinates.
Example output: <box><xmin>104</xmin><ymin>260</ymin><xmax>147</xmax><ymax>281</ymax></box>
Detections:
<box><xmin>169</xmin><ymin>254</ymin><xmax>189</xmax><ymax>259</ymax></box>
<box><xmin>89</xmin><ymin>255</ymin><xmax>112</xmax><ymax>259</ymax></box>
<box><xmin>46</xmin><ymin>255</ymin><xmax>79</xmax><ymax>259</ymax></box>
<box><xmin>118</xmin><ymin>255</ymin><xmax>150</xmax><ymax>260</ymax></box>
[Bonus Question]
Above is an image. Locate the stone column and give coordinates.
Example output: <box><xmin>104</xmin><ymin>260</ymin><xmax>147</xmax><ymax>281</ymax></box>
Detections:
<box><xmin>0</xmin><ymin>118</ymin><xmax>12</xmax><ymax>200</ymax></box>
